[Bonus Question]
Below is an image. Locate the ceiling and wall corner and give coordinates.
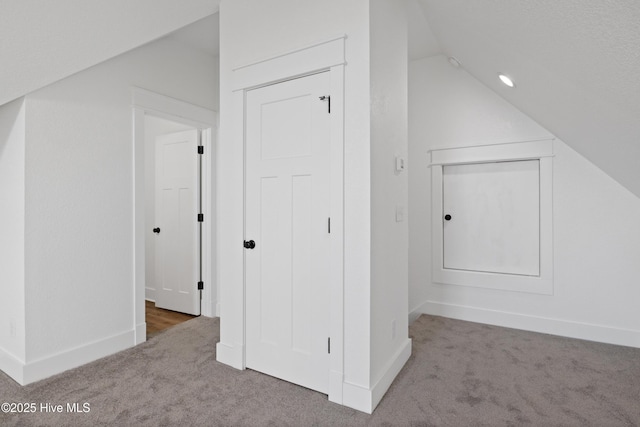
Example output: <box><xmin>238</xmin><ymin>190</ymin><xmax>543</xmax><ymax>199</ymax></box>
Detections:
<box><xmin>415</xmin><ymin>0</ymin><xmax>640</xmax><ymax>198</ymax></box>
<box><xmin>164</xmin><ymin>13</ymin><xmax>220</xmax><ymax>57</ymax></box>
<box><xmin>0</xmin><ymin>0</ymin><xmax>220</xmax><ymax>107</ymax></box>
<box><xmin>405</xmin><ymin>0</ymin><xmax>440</xmax><ymax>60</ymax></box>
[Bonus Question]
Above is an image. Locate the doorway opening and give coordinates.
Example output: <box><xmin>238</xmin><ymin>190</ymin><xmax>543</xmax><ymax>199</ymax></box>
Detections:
<box><xmin>132</xmin><ymin>87</ymin><xmax>218</xmax><ymax>345</ymax></box>
<box><xmin>144</xmin><ymin>116</ymin><xmax>201</xmax><ymax>337</ymax></box>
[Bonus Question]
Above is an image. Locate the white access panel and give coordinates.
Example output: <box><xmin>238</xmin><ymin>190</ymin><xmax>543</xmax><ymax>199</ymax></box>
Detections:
<box><xmin>442</xmin><ymin>160</ymin><xmax>540</xmax><ymax>276</ymax></box>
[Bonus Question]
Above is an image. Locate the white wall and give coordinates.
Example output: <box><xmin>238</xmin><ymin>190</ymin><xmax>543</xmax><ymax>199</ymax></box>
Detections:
<box><xmin>144</xmin><ymin>116</ymin><xmax>194</xmax><ymax>302</ymax></box>
<box><xmin>0</xmin><ymin>0</ymin><xmax>219</xmax><ymax>106</ymax></box>
<box><xmin>0</xmin><ymin>99</ymin><xmax>27</xmax><ymax>380</ymax></box>
<box><xmin>409</xmin><ymin>55</ymin><xmax>640</xmax><ymax>347</ymax></box>
<box><xmin>13</xmin><ymin>37</ymin><xmax>217</xmax><ymax>384</ymax></box>
<box><xmin>369</xmin><ymin>0</ymin><xmax>410</xmax><ymax>389</ymax></box>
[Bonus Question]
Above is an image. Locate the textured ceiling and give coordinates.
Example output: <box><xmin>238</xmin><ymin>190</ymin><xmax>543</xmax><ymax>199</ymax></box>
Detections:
<box><xmin>417</xmin><ymin>0</ymin><xmax>640</xmax><ymax>197</ymax></box>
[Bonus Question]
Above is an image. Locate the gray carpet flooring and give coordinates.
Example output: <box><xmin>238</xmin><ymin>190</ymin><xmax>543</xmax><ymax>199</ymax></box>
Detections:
<box><xmin>1</xmin><ymin>314</ymin><xmax>639</xmax><ymax>426</ymax></box>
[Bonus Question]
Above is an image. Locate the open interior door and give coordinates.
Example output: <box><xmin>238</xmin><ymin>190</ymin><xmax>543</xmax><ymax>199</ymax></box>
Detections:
<box><xmin>154</xmin><ymin>129</ymin><xmax>201</xmax><ymax>315</ymax></box>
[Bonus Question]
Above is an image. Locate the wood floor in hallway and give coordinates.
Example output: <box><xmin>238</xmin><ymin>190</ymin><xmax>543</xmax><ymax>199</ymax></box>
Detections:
<box><xmin>146</xmin><ymin>300</ymin><xmax>196</xmax><ymax>339</ymax></box>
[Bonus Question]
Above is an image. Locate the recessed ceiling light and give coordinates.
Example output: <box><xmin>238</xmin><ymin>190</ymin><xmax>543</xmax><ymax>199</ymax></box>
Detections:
<box><xmin>498</xmin><ymin>73</ymin><xmax>515</xmax><ymax>88</ymax></box>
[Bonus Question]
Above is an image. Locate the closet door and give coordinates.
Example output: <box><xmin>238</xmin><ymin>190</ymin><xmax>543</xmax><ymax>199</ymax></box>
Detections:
<box><xmin>244</xmin><ymin>71</ymin><xmax>331</xmax><ymax>393</ymax></box>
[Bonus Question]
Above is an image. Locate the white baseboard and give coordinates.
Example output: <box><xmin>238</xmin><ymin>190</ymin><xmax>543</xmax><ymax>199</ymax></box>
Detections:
<box><xmin>342</xmin><ymin>338</ymin><xmax>412</xmax><ymax>414</ymax></box>
<box><xmin>201</xmin><ymin>299</ymin><xmax>218</xmax><ymax>318</ymax></box>
<box><xmin>416</xmin><ymin>300</ymin><xmax>640</xmax><ymax>348</ymax></box>
<box><xmin>0</xmin><ymin>347</ymin><xmax>25</xmax><ymax>385</ymax></box>
<box><xmin>21</xmin><ymin>330</ymin><xmax>135</xmax><ymax>385</ymax></box>
<box><xmin>145</xmin><ymin>288</ymin><xmax>156</xmax><ymax>302</ymax></box>
<box><xmin>328</xmin><ymin>369</ymin><xmax>344</xmax><ymax>405</ymax></box>
<box><xmin>342</xmin><ymin>380</ymin><xmax>372</xmax><ymax>413</ymax></box>
<box><xmin>135</xmin><ymin>322</ymin><xmax>147</xmax><ymax>345</ymax></box>
<box><xmin>408</xmin><ymin>310</ymin><xmax>421</xmax><ymax>325</ymax></box>
<box><xmin>371</xmin><ymin>338</ymin><xmax>412</xmax><ymax>411</ymax></box>
<box><xmin>216</xmin><ymin>342</ymin><xmax>244</xmax><ymax>370</ymax></box>
<box><xmin>409</xmin><ymin>304</ymin><xmax>427</xmax><ymax>325</ymax></box>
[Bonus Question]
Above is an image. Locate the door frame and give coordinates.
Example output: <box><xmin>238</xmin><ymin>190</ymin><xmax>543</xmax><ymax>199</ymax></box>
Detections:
<box><xmin>216</xmin><ymin>35</ymin><xmax>346</xmax><ymax>404</ymax></box>
<box><xmin>132</xmin><ymin>87</ymin><xmax>218</xmax><ymax>344</ymax></box>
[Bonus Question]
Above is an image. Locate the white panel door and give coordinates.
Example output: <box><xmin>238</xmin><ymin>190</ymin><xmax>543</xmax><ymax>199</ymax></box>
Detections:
<box><xmin>443</xmin><ymin>160</ymin><xmax>540</xmax><ymax>276</ymax></box>
<box><xmin>245</xmin><ymin>72</ymin><xmax>331</xmax><ymax>394</ymax></box>
<box><xmin>155</xmin><ymin>129</ymin><xmax>201</xmax><ymax>315</ymax></box>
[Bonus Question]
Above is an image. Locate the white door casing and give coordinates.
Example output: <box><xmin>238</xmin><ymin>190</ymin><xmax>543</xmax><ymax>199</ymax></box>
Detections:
<box><xmin>245</xmin><ymin>72</ymin><xmax>331</xmax><ymax>393</ymax></box>
<box><xmin>430</xmin><ymin>139</ymin><xmax>554</xmax><ymax>295</ymax></box>
<box><xmin>155</xmin><ymin>129</ymin><xmax>201</xmax><ymax>315</ymax></box>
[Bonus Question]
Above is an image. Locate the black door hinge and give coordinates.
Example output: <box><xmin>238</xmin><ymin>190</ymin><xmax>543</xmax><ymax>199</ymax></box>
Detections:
<box><xmin>197</xmin><ymin>213</ymin><xmax>204</xmax><ymax>222</ymax></box>
<box><xmin>328</xmin><ymin>217</ymin><xmax>331</xmax><ymax>234</ymax></box>
<box><xmin>328</xmin><ymin>337</ymin><xmax>331</xmax><ymax>354</ymax></box>
<box><xmin>319</xmin><ymin>95</ymin><xmax>331</xmax><ymax>113</ymax></box>
<box><xmin>197</xmin><ymin>281</ymin><xmax>204</xmax><ymax>290</ymax></box>
<box><xmin>197</xmin><ymin>146</ymin><xmax>204</xmax><ymax>155</ymax></box>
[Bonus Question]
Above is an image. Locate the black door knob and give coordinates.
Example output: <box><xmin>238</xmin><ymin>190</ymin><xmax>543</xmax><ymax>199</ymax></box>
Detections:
<box><xmin>444</xmin><ymin>214</ymin><xmax>452</xmax><ymax>221</ymax></box>
<box><xmin>153</xmin><ymin>227</ymin><xmax>161</xmax><ymax>234</ymax></box>
<box><xmin>243</xmin><ymin>240</ymin><xmax>256</xmax><ymax>249</ymax></box>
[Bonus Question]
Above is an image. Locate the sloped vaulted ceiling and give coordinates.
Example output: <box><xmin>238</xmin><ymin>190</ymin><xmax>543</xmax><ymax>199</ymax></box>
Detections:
<box><xmin>417</xmin><ymin>0</ymin><xmax>640</xmax><ymax>198</ymax></box>
<box><xmin>0</xmin><ymin>0</ymin><xmax>219</xmax><ymax>106</ymax></box>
